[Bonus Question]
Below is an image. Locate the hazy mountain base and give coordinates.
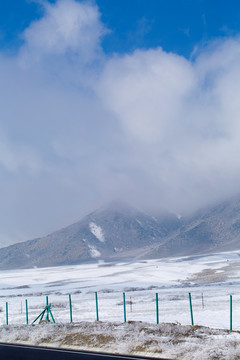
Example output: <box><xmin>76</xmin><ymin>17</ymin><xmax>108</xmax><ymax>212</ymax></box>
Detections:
<box><xmin>1</xmin><ymin>321</ymin><xmax>240</xmax><ymax>360</ymax></box>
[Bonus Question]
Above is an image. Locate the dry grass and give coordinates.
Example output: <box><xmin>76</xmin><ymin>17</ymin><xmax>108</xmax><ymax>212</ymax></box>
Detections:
<box><xmin>61</xmin><ymin>332</ymin><xmax>114</xmax><ymax>347</ymax></box>
<box><xmin>133</xmin><ymin>339</ymin><xmax>163</xmax><ymax>354</ymax></box>
<box><xmin>184</xmin><ymin>267</ymin><xmax>228</xmax><ymax>284</ymax></box>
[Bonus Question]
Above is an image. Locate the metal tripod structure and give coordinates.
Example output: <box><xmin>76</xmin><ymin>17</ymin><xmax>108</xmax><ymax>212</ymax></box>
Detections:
<box><xmin>31</xmin><ymin>303</ymin><xmax>55</xmax><ymax>324</ymax></box>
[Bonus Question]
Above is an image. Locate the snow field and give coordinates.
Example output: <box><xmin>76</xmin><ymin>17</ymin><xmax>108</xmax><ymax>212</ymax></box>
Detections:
<box><xmin>0</xmin><ymin>253</ymin><xmax>240</xmax><ymax>330</ymax></box>
<box><xmin>1</xmin><ymin>253</ymin><xmax>240</xmax><ymax>358</ymax></box>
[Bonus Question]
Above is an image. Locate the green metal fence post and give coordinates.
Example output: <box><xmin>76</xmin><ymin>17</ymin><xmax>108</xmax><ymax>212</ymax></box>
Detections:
<box><xmin>123</xmin><ymin>292</ymin><xmax>126</xmax><ymax>323</ymax></box>
<box><xmin>69</xmin><ymin>294</ymin><xmax>73</xmax><ymax>323</ymax></box>
<box><xmin>230</xmin><ymin>295</ymin><xmax>233</xmax><ymax>331</ymax></box>
<box><xmin>156</xmin><ymin>293</ymin><xmax>159</xmax><ymax>324</ymax></box>
<box><xmin>6</xmin><ymin>302</ymin><xmax>8</xmax><ymax>325</ymax></box>
<box><xmin>46</xmin><ymin>296</ymin><xmax>49</xmax><ymax>321</ymax></box>
<box><xmin>49</xmin><ymin>307</ymin><xmax>56</xmax><ymax>324</ymax></box>
<box><xmin>95</xmin><ymin>292</ymin><xmax>99</xmax><ymax>321</ymax></box>
<box><xmin>25</xmin><ymin>299</ymin><xmax>28</xmax><ymax>325</ymax></box>
<box><xmin>188</xmin><ymin>292</ymin><xmax>194</xmax><ymax>326</ymax></box>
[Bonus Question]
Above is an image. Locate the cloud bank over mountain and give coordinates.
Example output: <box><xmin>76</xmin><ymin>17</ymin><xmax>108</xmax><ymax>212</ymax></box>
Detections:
<box><xmin>1</xmin><ymin>0</ymin><xmax>240</xmax><ymax>244</ymax></box>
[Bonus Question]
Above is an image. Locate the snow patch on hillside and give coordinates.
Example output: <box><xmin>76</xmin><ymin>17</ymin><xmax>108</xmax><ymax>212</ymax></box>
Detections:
<box><xmin>88</xmin><ymin>245</ymin><xmax>101</xmax><ymax>258</ymax></box>
<box><xmin>89</xmin><ymin>222</ymin><xmax>105</xmax><ymax>242</ymax></box>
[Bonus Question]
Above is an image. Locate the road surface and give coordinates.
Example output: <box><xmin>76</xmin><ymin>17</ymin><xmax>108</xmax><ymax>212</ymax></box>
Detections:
<box><xmin>0</xmin><ymin>343</ymin><xmax>171</xmax><ymax>360</ymax></box>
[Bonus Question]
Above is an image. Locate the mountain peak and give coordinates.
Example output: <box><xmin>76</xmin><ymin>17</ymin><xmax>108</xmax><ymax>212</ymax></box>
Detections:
<box><xmin>0</xmin><ymin>199</ymin><xmax>177</xmax><ymax>269</ymax></box>
<box><xmin>3</xmin><ymin>194</ymin><xmax>240</xmax><ymax>270</ymax></box>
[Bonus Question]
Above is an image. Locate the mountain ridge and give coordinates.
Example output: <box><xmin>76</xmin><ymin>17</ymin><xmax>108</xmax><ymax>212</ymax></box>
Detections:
<box><xmin>2</xmin><ymin>196</ymin><xmax>240</xmax><ymax>269</ymax></box>
<box><xmin>0</xmin><ymin>200</ymin><xmax>180</xmax><ymax>269</ymax></box>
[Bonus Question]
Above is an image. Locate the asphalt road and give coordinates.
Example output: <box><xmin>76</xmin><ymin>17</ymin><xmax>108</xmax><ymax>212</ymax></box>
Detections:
<box><xmin>0</xmin><ymin>343</ymin><xmax>171</xmax><ymax>360</ymax></box>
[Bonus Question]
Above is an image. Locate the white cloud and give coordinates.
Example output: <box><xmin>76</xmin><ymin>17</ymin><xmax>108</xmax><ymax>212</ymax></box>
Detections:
<box><xmin>21</xmin><ymin>0</ymin><xmax>106</xmax><ymax>64</ymax></box>
<box><xmin>1</xmin><ymin>0</ymin><xmax>240</xmax><ymax>244</ymax></box>
<box><xmin>96</xmin><ymin>36</ymin><xmax>240</xmax><ymax>212</ymax></box>
<box><xmin>0</xmin><ymin>134</ymin><xmax>44</xmax><ymax>174</ymax></box>
<box><xmin>97</xmin><ymin>48</ymin><xmax>195</xmax><ymax>143</ymax></box>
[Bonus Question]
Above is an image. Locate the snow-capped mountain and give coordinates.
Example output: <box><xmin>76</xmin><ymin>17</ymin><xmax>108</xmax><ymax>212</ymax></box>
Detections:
<box><xmin>3</xmin><ymin>195</ymin><xmax>240</xmax><ymax>269</ymax></box>
<box><xmin>0</xmin><ymin>201</ymin><xmax>181</xmax><ymax>269</ymax></box>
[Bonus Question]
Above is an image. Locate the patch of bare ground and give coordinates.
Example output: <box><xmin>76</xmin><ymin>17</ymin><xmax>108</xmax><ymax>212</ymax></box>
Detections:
<box><xmin>133</xmin><ymin>340</ymin><xmax>163</xmax><ymax>354</ymax></box>
<box><xmin>183</xmin><ymin>267</ymin><xmax>228</xmax><ymax>284</ymax></box>
<box><xmin>61</xmin><ymin>332</ymin><xmax>114</xmax><ymax>347</ymax></box>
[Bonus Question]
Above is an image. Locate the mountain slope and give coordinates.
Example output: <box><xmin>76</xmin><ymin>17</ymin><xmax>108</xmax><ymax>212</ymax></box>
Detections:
<box><xmin>0</xmin><ymin>201</ymin><xmax>181</xmax><ymax>269</ymax></box>
<box><xmin>146</xmin><ymin>194</ymin><xmax>240</xmax><ymax>258</ymax></box>
<box><xmin>3</xmin><ymin>195</ymin><xmax>240</xmax><ymax>269</ymax></box>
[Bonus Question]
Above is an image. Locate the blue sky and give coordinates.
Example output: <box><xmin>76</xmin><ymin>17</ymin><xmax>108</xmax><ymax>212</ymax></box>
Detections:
<box><xmin>1</xmin><ymin>0</ymin><xmax>240</xmax><ymax>56</ymax></box>
<box><xmin>1</xmin><ymin>0</ymin><xmax>240</xmax><ymax>245</ymax></box>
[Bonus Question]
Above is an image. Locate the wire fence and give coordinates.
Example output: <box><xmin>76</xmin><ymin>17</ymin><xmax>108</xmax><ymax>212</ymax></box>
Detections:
<box><xmin>0</xmin><ymin>289</ymin><xmax>238</xmax><ymax>331</ymax></box>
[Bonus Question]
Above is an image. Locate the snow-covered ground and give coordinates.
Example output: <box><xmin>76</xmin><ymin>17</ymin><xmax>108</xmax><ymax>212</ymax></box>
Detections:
<box><xmin>1</xmin><ymin>251</ymin><xmax>240</xmax><ymax>359</ymax></box>
<box><xmin>2</xmin><ymin>321</ymin><xmax>240</xmax><ymax>360</ymax></box>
